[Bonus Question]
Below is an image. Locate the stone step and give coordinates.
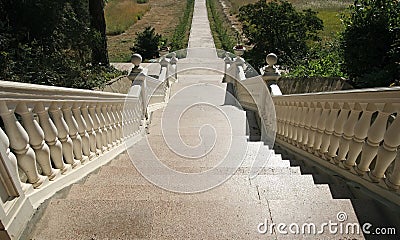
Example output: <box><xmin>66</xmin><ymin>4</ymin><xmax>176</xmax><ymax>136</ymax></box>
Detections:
<box><xmin>29</xmin><ymin>199</ymin><xmax>273</xmax><ymax>240</ymax></box>
<box><xmin>266</xmin><ymin>199</ymin><xmax>363</xmax><ymax>239</ymax></box>
<box><xmin>251</xmin><ymin>175</ymin><xmax>333</xmax><ymax>201</ymax></box>
<box><xmin>98</xmin><ymin>164</ymin><xmax>302</xmax><ymax>177</ymax></box>
<box><xmin>67</xmin><ymin>175</ymin><xmax>259</xmax><ymax>202</ymax></box>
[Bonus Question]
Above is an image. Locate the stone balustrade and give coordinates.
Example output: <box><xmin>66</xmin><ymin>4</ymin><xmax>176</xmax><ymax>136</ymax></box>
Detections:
<box><xmin>225</xmin><ymin>51</ymin><xmax>400</xmax><ymax>204</ymax></box>
<box><xmin>0</xmin><ymin>80</ymin><xmax>146</xmax><ymax>238</ymax></box>
<box><xmin>273</xmin><ymin>88</ymin><xmax>400</xmax><ymax>191</ymax></box>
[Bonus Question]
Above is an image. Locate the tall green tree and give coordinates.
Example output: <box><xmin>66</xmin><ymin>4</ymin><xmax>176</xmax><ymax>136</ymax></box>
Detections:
<box><xmin>238</xmin><ymin>0</ymin><xmax>323</xmax><ymax>71</ymax></box>
<box><xmin>340</xmin><ymin>0</ymin><xmax>400</xmax><ymax>88</ymax></box>
<box><xmin>89</xmin><ymin>0</ymin><xmax>109</xmax><ymax>66</ymax></box>
<box><xmin>0</xmin><ymin>0</ymin><xmax>119</xmax><ymax>89</ymax></box>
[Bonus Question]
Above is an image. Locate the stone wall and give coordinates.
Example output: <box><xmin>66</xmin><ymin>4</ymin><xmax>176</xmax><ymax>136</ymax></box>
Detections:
<box><xmin>277</xmin><ymin>77</ymin><xmax>354</xmax><ymax>94</ymax></box>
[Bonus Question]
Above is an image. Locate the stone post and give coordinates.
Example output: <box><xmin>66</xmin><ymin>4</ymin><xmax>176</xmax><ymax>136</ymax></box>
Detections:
<box><xmin>128</xmin><ymin>53</ymin><xmax>148</xmax><ymax>121</ymax></box>
<box><xmin>262</xmin><ymin>53</ymin><xmax>282</xmax><ymax>96</ymax></box>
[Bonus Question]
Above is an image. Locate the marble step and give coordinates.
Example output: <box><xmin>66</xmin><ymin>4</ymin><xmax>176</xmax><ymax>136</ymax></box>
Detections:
<box><xmin>29</xmin><ymin>199</ymin><xmax>273</xmax><ymax>240</ymax></box>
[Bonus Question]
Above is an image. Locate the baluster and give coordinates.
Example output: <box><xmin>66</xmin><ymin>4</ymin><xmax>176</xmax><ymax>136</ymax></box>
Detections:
<box><xmin>336</xmin><ymin>103</ymin><xmax>362</xmax><ymax>164</ymax></box>
<box><xmin>107</xmin><ymin>104</ymin><xmax>118</xmax><ymax>144</ymax></box>
<box><xmin>62</xmin><ymin>103</ymin><xmax>88</xmax><ymax>164</ymax></box>
<box><xmin>320</xmin><ymin>102</ymin><xmax>340</xmax><ymax>157</ymax></box>
<box><xmin>81</xmin><ymin>103</ymin><xmax>99</xmax><ymax>155</ymax></box>
<box><xmin>102</xmin><ymin>103</ymin><xmax>114</xmax><ymax>146</ymax></box>
<box><xmin>344</xmin><ymin>104</ymin><xmax>376</xmax><ymax>169</ymax></box>
<box><xmin>113</xmin><ymin>104</ymin><xmax>123</xmax><ymax>142</ymax></box>
<box><xmin>387</xmin><ymin>153</ymin><xmax>400</xmax><ymax>190</ymax></box>
<box><xmin>0</xmin><ymin>102</ymin><xmax>46</xmax><ymax>188</ymax></box>
<box><xmin>287</xmin><ymin>102</ymin><xmax>297</xmax><ymax>143</ymax></box>
<box><xmin>284</xmin><ymin>102</ymin><xmax>293</xmax><ymax>140</ymax></box>
<box><xmin>297</xmin><ymin>102</ymin><xmax>309</xmax><ymax>148</ymax></box>
<box><xmin>328</xmin><ymin>103</ymin><xmax>351</xmax><ymax>162</ymax></box>
<box><xmin>370</xmin><ymin>114</ymin><xmax>400</xmax><ymax>183</ymax></box>
<box><xmin>96</xmin><ymin>103</ymin><xmax>110</xmax><ymax>150</ymax></box>
<box><xmin>72</xmin><ymin>103</ymin><xmax>94</xmax><ymax>160</ymax></box>
<box><xmin>89</xmin><ymin>103</ymin><xmax>106</xmax><ymax>152</ymax></box>
<box><xmin>48</xmin><ymin>103</ymin><xmax>79</xmax><ymax>168</ymax></box>
<box><xmin>302</xmin><ymin>102</ymin><xmax>315</xmax><ymax>150</ymax></box>
<box><xmin>307</xmin><ymin>102</ymin><xmax>323</xmax><ymax>153</ymax></box>
<box><xmin>314</xmin><ymin>102</ymin><xmax>331</xmax><ymax>154</ymax></box>
<box><xmin>275</xmin><ymin>102</ymin><xmax>282</xmax><ymax>137</ymax></box>
<box><xmin>291</xmin><ymin>102</ymin><xmax>302</xmax><ymax>145</ymax></box>
<box><xmin>0</xmin><ymin>126</ymin><xmax>30</xmax><ymax>192</ymax></box>
<box><xmin>356</xmin><ymin>104</ymin><xmax>393</xmax><ymax>175</ymax></box>
<box><xmin>34</xmin><ymin>103</ymin><xmax>68</xmax><ymax>174</ymax></box>
<box><xmin>15</xmin><ymin>102</ymin><xmax>58</xmax><ymax>180</ymax></box>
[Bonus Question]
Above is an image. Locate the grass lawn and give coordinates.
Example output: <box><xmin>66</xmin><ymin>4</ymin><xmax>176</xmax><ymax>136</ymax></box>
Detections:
<box><xmin>106</xmin><ymin>0</ymin><xmax>188</xmax><ymax>62</ymax></box>
<box><xmin>105</xmin><ymin>0</ymin><xmax>150</xmax><ymax>35</ymax></box>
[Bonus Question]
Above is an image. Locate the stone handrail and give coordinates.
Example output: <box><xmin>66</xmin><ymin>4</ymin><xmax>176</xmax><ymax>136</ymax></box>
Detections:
<box><xmin>273</xmin><ymin>88</ymin><xmax>400</xmax><ymax>191</ymax></box>
<box><xmin>0</xmin><ymin>80</ymin><xmax>146</xmax><ymax>238</ymax></box>
<box><xmin>225</xmin><ymin>52</ymin><xmax>400</xmax><ymax>205</ymax></box>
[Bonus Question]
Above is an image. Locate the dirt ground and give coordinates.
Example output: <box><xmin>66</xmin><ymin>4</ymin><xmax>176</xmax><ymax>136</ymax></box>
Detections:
<box><xmin>107</xmin><ymin>0</ymin><xmax>188</xmax><ymax>62</ymax></box>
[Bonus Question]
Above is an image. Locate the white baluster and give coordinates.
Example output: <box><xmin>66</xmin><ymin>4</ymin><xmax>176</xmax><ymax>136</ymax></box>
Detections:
<box><xmin>307</xmin><ymin>102</ymin><xmax>323</xmax><ymax>153</ymax></box>
<box><xmin>344</xmin><ymin>103</ymin><xmax>376</xmax><ymax>169</ymax></box>
<box><xmin>297</xmin><ymin>102</ymin><xmax>308</xmax><ymax>147</ymax></box>
<box><xmin>302</xmin><ymin>102</ymin><xmax>315</xmax><ymax>150</ymax></box>
<box><xmin>102</xmin><ymin>104</ymin><xmax>114</xmax><ymax>146</ymax></box>
<box><xmin>291</xmin><ymin>102</ymin><xmax>302</xmax><ymax>145</ymax></box>
<box><xmin>96</xmin><ymin>103</ymin><xmax>110</xmax><ymax>150</ymax></box>
<box><xmin>72</xmin><ymin>103</ymin><xmax>94</xmax><ymax>160</ymax></box>
<box><xmin>387</xmin><ymin>153</ymin><xmax>400</xmax><ymax>190</ymax></box>
<box><xmin>89</xmin><ymin>103</ymin><xmax>106</xmax><ymax>152</ymax></box>
<box><xmin>34</xmin><ymin>103</ymin><xmax>68</xmax><ymax>174</ymax></box>
<box><xmin>81</xmin><ymin>103</ymin><xmax>99</xmax><ymax>155</ymax></box>
<box><xmin>62</xmin><ymin>103</ymin><xmax>88</xmax><ymax>164</ymax></box>
<box><xmin>113</xmin><ymin>104</ymin><xmax>123</xmax><ymax>142</ymax></box>
<box><xmin>314</xmin><ymin>102</ymin><xmax>331</xmax><ymax>154</ymax></box>
<box><xmin>320</xmin><ymin>102</ymin><xmax>340</xmax><ymax>156</ymax></box>
<box><xmin>356</xmin><ymin>104</ymin><xmax>393</xmax><ymax>175</ymax></box>
<box><xmin>0</xmin><ymin>126</ymin><xmax>30</xmax><ymax>192</ymax></box>
<box><xmin>336</xmin><ymin>103</ymin><xmax>362</xmax><ymax>163</ymax></box>
<box><xmin>0</xmin><ymin>102</ymin><xmax>46</xmax><ymax>188</ymax></box>
<box><xmin>15</xmin><ymin>102</ymin><xmax>58</xmax><ymax>180</ymax></box>
<box><xmin>48</xmin><ymin>103</ymin><xmax>79</xmax><ymax>168</ymax></box>
<box><xmin>370</xmin><ymin>114</ymin><xmax>400</xmax><ymax>183</ymax></box>
<box><xmin>328</xmin><ymin>103</ymin><xmax>351</xmax><ymax>161</ymax></box>
<box><xmin>107</xmin><ymin>104</ymin><xmax>118</xmax><ymax>144</ymax></box>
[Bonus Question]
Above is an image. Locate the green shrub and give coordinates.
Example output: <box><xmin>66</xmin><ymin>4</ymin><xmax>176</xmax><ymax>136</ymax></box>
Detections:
<box><xmin>170</xmin><ymin>0</ymin><xmax>195</xmax><ymax>51</ymax></box>
<box><xmin>131</xmin><ymin>27</ymin><xmax>163</xmax><ymax>60</ymax></box>
<box><xmin>238</xmin><ymin>0</ymin><xmax>323</xmax><ymax>71</ymax></box>
<box><xmin>340</xmin><ymin>0</ymin><xmax>400</xmax><ymax>88</ymax></box>
<box><xmin>206</xmin><ymin>0</ymin><xmax>237</xmax><ymax>51</ymax></box>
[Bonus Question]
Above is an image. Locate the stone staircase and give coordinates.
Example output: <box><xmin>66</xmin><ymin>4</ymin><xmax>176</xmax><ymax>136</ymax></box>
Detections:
<box><xmin>27</xmin><ymin>69</ymin><xmax>362</xmax><ymax>238</ymax></box>
<box><xmin>25</xmin><ymin>0</ymin><xmax>366</xmax><ymax>238</ymax></box>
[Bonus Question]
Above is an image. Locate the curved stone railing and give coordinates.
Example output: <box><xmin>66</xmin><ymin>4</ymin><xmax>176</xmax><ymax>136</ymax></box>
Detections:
<box><xmin>0</xmin><ymin>80</ymin><xmax>146</xmax><ymax>238</ymax></box>
<box><xmin>225</xmin><ymin>52</ymin><xmax>400</xmax><ymax>205</ymax></box>
<box><xmin>273</xmin><ymin>88</ymin><xmax>400</xmax><ymax>197</ymax></box>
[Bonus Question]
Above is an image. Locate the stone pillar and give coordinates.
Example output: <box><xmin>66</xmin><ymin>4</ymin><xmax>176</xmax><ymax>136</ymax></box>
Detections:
<box><xmin>261</xmin><ymin>53</ymin><xmax>282</xmax><ymax>96</ymax></box>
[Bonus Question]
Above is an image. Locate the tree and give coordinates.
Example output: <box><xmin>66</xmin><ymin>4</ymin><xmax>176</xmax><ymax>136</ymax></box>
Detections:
<box><xmin>238</xmin><ymin>0</ymin><xmax>323</xmax><ymax>71</ymax></box>
<box><xmin>89</xmin><ymin>0</ymin><xmax>109</xmax><ymax>66</ymax></box>
<box><xmin>131</xmin><ymin>27</ymin><xmax>163</xmax><ymax>60</ymax></box>
<box><xmin>340</xmin><ymin>0</ymin><xmax>400</xmax><ymax>88</ymax></box>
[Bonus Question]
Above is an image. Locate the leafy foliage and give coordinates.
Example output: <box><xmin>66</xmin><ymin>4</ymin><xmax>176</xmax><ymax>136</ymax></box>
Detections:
<box><xmin>238</xmin><ymin>0</ymin><xmax>323</xmax><ymax>71</ymax></box>
<box><xmin>340</xmin><ymin>0</ymin><xmax>400</xmax><ymax>88</ymax></box>
<box><xmin>130</xmin><ymin>27</ymin><xmax>163</xmax><ymax>60</ymax></box>
<box><xmin>170</xmin><ymin>0</ymin><xmax>195</xmax><ymax>51</ymax></box>
<box><xmin>0</xmin><ymin>0</ymin><xmax>120</xmax><ymax>89</ymax></box>
<box><xmin>286</xmin><ymin>39</ymin><xmax>347</xmax><ymax>78</ymax></box>
<box><xmin>206</xmin><ymin>0</ymin><xmax>237</xmax><ymax>51</ymax></box>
